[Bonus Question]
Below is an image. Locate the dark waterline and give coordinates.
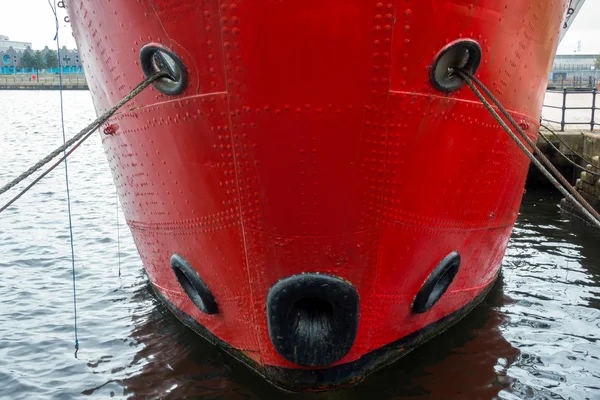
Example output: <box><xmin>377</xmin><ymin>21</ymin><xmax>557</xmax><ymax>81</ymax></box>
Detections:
<box><xmin>1</xmin><ymin>91</ymin><xmax>599</xmax><ymax>399</ymax></box>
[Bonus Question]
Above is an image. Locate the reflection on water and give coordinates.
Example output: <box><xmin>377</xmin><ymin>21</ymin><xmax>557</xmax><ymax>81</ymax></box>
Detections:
<box><xmin>110</xmin><ymin>277</ymin><xmax>511</xmax><ymax>400</ymax></box>
<box><xmin>1</xmin><ymin>91</ymin><xmax>599</xmax><ymax>399</ymax></box>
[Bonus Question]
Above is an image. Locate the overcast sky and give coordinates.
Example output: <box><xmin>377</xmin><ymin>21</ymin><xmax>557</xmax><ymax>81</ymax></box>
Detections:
<box><xmin>2</xmin><ymin>0</ymin><xmax>599</xmax><ymax>54</ymax></box>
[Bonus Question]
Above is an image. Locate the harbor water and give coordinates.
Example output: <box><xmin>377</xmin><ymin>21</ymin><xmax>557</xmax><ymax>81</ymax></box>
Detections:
<box><xmin>1</xmin><ymin>91</ymin><xmax>599</xmax><ymax>399</ymax></box>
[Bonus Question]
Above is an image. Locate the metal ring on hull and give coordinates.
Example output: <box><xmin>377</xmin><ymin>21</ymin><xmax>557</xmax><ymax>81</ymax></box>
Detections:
<box><xmin>139</xmin><ymin>44</ymin><xmax>188</xmax><ymax>95</ymax></box>
<box><xmin>412</xmin><ymin>251</ymin><xmax>461</xmax><ymax>314</ymax></box>
<box><xmin>170</xmin><ymin>254</ymin><xmax>218</xmax><ymax>315</ymax></box>
<box><xmin>430</xmin><ymin>39</ymin><xmax>482</xmax><ymax>93</ymax></box>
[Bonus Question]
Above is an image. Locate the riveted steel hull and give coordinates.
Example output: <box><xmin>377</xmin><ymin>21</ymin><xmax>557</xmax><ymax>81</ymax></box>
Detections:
<box><xmin>66</xmin><ymin>0</ymin><xmax>567</xmax><ymax>391</ymax></box>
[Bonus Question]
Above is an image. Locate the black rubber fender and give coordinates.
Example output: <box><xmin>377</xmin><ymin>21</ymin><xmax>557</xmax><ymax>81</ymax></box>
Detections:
<box><xmin>267</xmin><ymin>273</ymin><xmax>359</xmax><ymax>367</ymax></box>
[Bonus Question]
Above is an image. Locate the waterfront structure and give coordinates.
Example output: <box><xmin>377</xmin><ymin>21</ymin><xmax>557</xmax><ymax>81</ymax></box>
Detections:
<box><xmin>0</xmin><ymin>35</ymin><xmax>31</xmax><ymax>52</ymax></box>
<box><xmin>0</xmin><ymin>38</ymin><xmax>83</xmax><ymax>75</ymax></box>
<box><xmin>550</xmin><ymin>54</ymin><xmax>599</xmax><ymax>87</ymax></box>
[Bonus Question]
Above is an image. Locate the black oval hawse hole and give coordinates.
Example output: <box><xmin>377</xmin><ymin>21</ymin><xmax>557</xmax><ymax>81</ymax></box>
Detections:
<box><xmin>170</xmin><ymin>254</ymin><xmax>218</xmax><ymax>315</ymax></box>
<box><xmin>413</xmin><ymin>251</ymin><xmax>461</xmax><ymax>314</ymax></box>
<box><xmin>139</xmin><ymin>44</ymin><xmax>188</xmax><ymax>95</ymax></box>
<box><xmin>430</xmin><ymin>39</ymin><xmax>482</xmax><ymax>93</ymax></box>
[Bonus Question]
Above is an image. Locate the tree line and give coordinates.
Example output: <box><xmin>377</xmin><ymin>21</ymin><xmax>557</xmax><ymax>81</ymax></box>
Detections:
<box><xmin>18</xmin><ymin>50</ymin><xmax>59</xmax><ymax>74</ymax></box>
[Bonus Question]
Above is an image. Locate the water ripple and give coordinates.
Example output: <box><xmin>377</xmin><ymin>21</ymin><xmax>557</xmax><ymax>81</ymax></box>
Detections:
<box><xmin>1</xmin><ymin>91</ymin><xmax>599</xmax><ymax>399</ymax></box>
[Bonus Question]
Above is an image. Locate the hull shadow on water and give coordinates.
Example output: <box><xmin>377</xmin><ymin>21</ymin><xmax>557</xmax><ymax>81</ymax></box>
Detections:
<box><xmin>110</xmin><ymin>275</ymin><xmax>517</xmax><ymax>399</ymax></box>
<box><xmin>104</xmin><ymin>190</ymin><xmax>600</xmax><ymax>399</ymax></box>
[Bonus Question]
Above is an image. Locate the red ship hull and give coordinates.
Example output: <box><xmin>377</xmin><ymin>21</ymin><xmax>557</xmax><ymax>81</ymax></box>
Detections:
<box><xmin>66</xmin><ymin>0</ymin><xmax>567</xmax><ymax>390</ymax></box>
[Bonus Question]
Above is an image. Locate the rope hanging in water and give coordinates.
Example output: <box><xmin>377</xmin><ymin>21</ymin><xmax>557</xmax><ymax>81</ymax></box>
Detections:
<box><xmin>116</xmin><ymin>190</ymin><xmax>121</xmax><ymax>278</ymax></box>
<box><xmin>49</xmin><ymin>0</ymin><xmax>79</xmax><ymax>354</ymax></box>
<box><xmin>0</xmin><ymin>70</ymin><xmax>168</xmax><ymax>214</ymax></box>
<box><xmin>0</xmin><ymin>53</ymin><xmax>164</xmax><ymax>352</ymax></box>
<box><xmin>455</xmin><ymin>69</ymin><xmax>600</xmax><ymax>228</ymax></box>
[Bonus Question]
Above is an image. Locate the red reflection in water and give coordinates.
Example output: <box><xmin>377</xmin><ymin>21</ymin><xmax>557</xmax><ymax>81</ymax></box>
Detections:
<box><xmin>111</xmin><ymin>278</ymin><xmax>517</xmax><ymax>399</ymax></box>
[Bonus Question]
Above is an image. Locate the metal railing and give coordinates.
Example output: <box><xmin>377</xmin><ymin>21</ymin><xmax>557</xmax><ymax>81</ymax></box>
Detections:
<box><xmin>547</xmin><ymin>76</ymin><xmax>597</xmax><ymax>90</ymax></box>
<box><xmin>543</xmin><ymin>88</ymin><xmax>597</xmax><ymax>131</ymax></box>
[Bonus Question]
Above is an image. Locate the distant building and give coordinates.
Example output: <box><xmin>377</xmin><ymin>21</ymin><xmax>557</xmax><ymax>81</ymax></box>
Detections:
<box><xmin>0</xmin><ymin>35</ymin><xmax>31</xmax><ymax>52</ymax></box>
<box><xmin>0</xmin><ymin>44</ymin><xmax>83</xmax><ymax>75</ymax></box>
<box><xmin>550</xmin><ymin>53</ymin><xmax>599</xmax><ymax>87</ymax></box>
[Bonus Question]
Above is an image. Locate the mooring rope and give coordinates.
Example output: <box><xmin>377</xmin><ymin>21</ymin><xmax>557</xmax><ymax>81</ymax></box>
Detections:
<box><xmin>455</xmin><ymin>69</ymin><xmax>600</xmax><ymax>228</ymax></box>
<box><xmin>537</xmin><ymin>129</ymin><xmax>600</xmax><ymax>178</ymax></box>
<box><xmin>540</xmin><ymin>121</ymin><xmax>600</xmax><ymax>171</ymax></box>
<box><xmin>0</xmin><ymin>70</ymin><xmax>167</xmax><ymax>213</ymax></box>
